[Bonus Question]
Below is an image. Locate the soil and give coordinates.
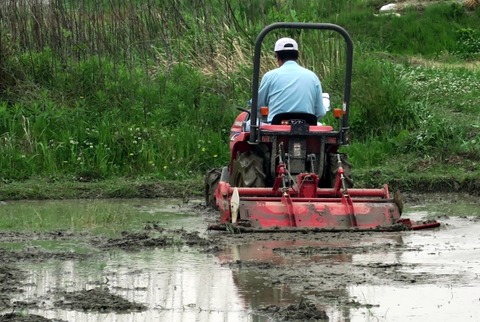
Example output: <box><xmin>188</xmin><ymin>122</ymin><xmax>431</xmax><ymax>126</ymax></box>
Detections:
<box><xmin>0</xmin><ymin>226</ymin><xmax>343</xmax><ymax>321</ymax></box>
<box><xmin>54</xmin><ymin>288</ymin><xmax>147</xmax><ymax>313</ymax></box>
<box><xmin>0</xmin><ymin>193</ymin><xmax>478</xmax><ymax>321</ymax></box>
<box><xmin>0</xmin><ymin>313</ymin><xmax>65</xmax><ymax>322</ymax></box>
<box><xmin>257</xmin><ymin>298</ymin><xmax>329</xmax><ymax>321</ymax></box>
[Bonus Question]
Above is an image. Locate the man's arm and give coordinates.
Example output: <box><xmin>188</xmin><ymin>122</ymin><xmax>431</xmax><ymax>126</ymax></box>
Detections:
<box><xmin>257</xmin><ymin>73</ymin><xmax>271</xmax><ymax>108</ymax></box>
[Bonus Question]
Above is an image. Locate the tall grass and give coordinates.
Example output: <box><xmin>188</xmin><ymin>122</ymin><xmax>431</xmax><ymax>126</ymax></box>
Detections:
<box><xmin>0</xmin><ymin>0</ymin><xmax>479</xmax><ymax>181</ymax></box>
<box><xmin>0</xmin><ymin>58</ymin><xmax>236</xmax><ymax>180</ymax></box>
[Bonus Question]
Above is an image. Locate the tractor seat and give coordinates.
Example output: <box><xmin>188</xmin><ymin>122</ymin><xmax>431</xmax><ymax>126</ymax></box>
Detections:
<box><xmin>271</xmin><ymin>112</ymin><xmax>317</xmax><ymax>125</ymax></box>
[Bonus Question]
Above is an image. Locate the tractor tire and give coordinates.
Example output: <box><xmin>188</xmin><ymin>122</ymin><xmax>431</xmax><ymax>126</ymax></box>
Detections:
<box><xmin>232</xmin><ymin>152</ymin><xmax>266</xmax><ymax>187</ymax></box>
<box><xmin>204</xmin><ymin>168</ymin><xmax>222</xmax><ymax>209</ymax></box>
<box><xmin>329</xmin><ymin>153</ymin><xmax>354</xmax><ymax>188</ymax></box>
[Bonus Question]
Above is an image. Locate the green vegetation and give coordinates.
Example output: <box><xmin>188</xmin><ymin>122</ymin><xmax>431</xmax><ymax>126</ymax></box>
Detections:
<box><xmin>0</xmin><ymin>198</ymin><xmax>196</xmax><ymax>234</ymax></box>
<box><xmin>0</xmin><ymin>199</ymin><xmax>128</xmax><ymax>232</ymax></box>
<box><xmin>0</xmin><ymin>0</ymin><xmax>479</xmax><ymax>197</ymax></box>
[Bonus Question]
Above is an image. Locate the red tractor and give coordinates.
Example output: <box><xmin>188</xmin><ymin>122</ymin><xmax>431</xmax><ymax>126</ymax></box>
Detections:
<box><xmin>205</xmin><ymin>22</ymin><xmax>439</xmax><ymax>232</ymax></box>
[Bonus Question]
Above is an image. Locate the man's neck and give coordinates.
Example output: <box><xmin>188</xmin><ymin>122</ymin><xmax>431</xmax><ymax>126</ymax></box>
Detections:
<box><xmin>279</xmin><ymin>59</ymin><xmax>297</xmax><ymax>67</ymax></box>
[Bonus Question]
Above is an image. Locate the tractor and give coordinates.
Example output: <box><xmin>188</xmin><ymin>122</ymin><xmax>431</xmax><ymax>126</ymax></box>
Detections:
<box><xmin>205</xmin><ymin>22</ymin><xmax>439</xmax><ymax>232</ymax></box>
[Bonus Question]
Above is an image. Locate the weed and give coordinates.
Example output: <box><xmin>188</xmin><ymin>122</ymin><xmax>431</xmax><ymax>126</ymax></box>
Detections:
<box><xmin>454</xmin><ymin>27</ymin><xmax>480</xmax><ymax>59</ymax></box>
<box><xmin>0</xmin><ymin>0</ymin><xmax>478</xmax><ymax>182</ymax></box>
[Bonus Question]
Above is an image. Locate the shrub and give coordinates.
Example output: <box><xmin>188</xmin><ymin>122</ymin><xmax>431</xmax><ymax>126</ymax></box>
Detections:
<box><xmin>349</xmin><ymin>55</ymin><xmax>418</xmax><ymax>140</ymax></box>
<box><xmin>454</xmin><ymin>27</ymin><xmax>480</xmax><ymax>59</ymax></box>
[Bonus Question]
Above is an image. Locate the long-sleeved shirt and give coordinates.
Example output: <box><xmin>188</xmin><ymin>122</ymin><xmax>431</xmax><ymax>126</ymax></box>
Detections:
<box><xmin>257</xmin><ymin>60</ymin><xmax>326</xmax><ymax>123</ymax></box>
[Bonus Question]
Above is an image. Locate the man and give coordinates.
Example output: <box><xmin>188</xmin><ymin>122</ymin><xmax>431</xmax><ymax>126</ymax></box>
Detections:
<box><xmin>257</xmin><ymin>37</ymin><xmax>326</xmax><ymax>123</ymax></box>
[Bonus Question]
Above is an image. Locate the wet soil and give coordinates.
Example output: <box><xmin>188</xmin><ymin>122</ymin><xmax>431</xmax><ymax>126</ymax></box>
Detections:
<box><xmin>54</xmin><ymin>288</ymin><xmax>147</xmax><ymax>313</ymax></box>
<box><xmin>0</xmin><ymin>231</ymin><xmax>336</xmax><ymax>321</ymax></box>
<box><xmin>0</xmin><ymin>313</ymin><xmax>65</xmax><ymax>322</ymax></box>
<box><xmin>0</xmin><ymin>265</ymin><xmax>24</xmax><ymax>311</ymax></box>
<box><xmin>0</xmin><ymin>229</ymin><xmax>435</xmax><ymax>321</ymax></box>
<box><xmin>0</xmin><ymin>222</ymin><xmax>225</xmax><ymax>320</ymax></box>
<box><xmin>257</xmin><ymin>298</ymin><xmax>329</xmax><ymax>321</ymax></box>
<box><xmin>0</xmin><ymin>193</ymin><xmax>478</xmax><ymax>321</ymax></box>
<box><xmin>98</xmin><ymin>225</ymin><xmax>215</xmax><ymax>252</ymax></box>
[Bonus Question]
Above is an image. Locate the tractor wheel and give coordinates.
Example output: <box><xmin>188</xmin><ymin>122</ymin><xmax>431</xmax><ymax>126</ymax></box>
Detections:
<box><xmin>204</xmin><ymin>168</ymin><xmax>222</xmax><ymax>209</ymax></box>
<box><xmin>329</xmin><ymin>153</ymin><xmax>354</xmax><ymax>188</ymax></box>
<box><xmin>232</xmin><ymin>152</ymin><xmax>266</xmax><ymax>187</ymax></box>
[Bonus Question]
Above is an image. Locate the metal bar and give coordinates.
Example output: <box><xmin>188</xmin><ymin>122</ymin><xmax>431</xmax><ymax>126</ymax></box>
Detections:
<box><xmin>261</xmin><ymin>130</ymin><xmax>340</xmax><ymax>136</ymax></box>
<box><xmin>207</xmin><ymin>225</ymin><xmax>414</xmax><ymax>233</ymax></box>
<box><xmin>249</xmin><ymin>22</ymin><xmax>353</xmax><ymax>145</ymax></box>
<box><xmin>230</xmin><ymin>187</ymin><xmax>388</xmax><ymax>198</ymax></box>
<box><xmin>240</xmin><ymin>197</ymin><xmax>394</xmax><ymax>203</ymax></box>
<box><xmin>342</xmin><ymin>193</ymin><xmax>358</xmax><ymax>227</ymax></box>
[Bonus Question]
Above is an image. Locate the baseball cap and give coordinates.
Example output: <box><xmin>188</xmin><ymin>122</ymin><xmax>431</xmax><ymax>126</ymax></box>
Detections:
<box><xmin>274</xmin><ymin>37</ymin><xmax>298</xmax><ymax>52</ymax></box>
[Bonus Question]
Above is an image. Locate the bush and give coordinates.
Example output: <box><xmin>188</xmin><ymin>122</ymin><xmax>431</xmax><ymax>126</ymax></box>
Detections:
<box><xmin>349</xmin><ymin>55</ymin><xmax>418</xmax><ymax>140</ymax></box>
<box><xmin>454</xmin><ymin>27</ymin><xmax>480</xmax><ymax>59</ymax></box>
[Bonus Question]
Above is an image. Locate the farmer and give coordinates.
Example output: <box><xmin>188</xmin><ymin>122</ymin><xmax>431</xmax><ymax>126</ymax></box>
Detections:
<box><xmin>257</xmin><ymin>37</ymin><xmax>327</xmax><ymax>123</ymax></box>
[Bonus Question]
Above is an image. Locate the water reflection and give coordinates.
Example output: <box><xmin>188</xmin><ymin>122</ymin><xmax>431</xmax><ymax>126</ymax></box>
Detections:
<box><xmin>19</xmin><ymin>249</ymin><xmax>253</xmax><ymax>322</ymax></box>
<box><xmin>219</xmin><ymin>235</ymin><xmax>408</xmax><ymax>322</ymax></box>
<box><xmin>349</xmin><ymin>284</ymin><xmax>480</xmax><ymax>322</ymax></box>
<box><xmin>349</xmin><ymin>214</ymin><xmax>480</xmax><ymax>322</ymax></box>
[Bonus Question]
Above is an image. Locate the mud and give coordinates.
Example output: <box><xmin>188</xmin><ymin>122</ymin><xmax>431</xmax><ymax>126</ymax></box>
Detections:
<box><xmin>0</xmin><ymin>225</ymin><xmax>342</xmax><ymax>321</ymax></box>
<box><xmin>216</xmin><ymin>230</ymin><xmax>451</xmax><ymax>303</ymax></box>
<box><xmin>0</xmin><ymin>313</ymin><xmax>65</xmax><ymax>322</ymax></box>
<box><xmin>97</xmin><ymin>226</ymin><xmax>218</xmax><ymax>252</ymax></box>
<box><xmin>0</xmin><ymin>225</ymin><xmax>222</xmax><ymax>320</ymax></box>
<box><xmin>54</xmin><ymin>288</ymin><xmax>147</xmax><ymax>313</ymax></box>
<box><xmin>0</xmin><ymin>265</ymin><xmax>24</xmax><ymax>311</ymax></box>
<box><xmin>0</xmin><ymin>193</ymin><xmax>478</xmax><ymax>321</ymax></box>
<box><xmin>257</xmin><ymin>298</ymin><xmax>329</xmax><ymax>321</ymax></box>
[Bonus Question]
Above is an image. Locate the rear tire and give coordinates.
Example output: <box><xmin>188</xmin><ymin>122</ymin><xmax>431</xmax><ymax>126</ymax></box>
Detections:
<box><xmin>329</xmin><ymin>153</ymin><xmax>353</xmax><ymax>188</ymax></box>
<box><xmin>231</xmin><ymin>152</ymin><xmax>266</xmax><ymax>187</ymax></box>
<box><xmin>205</xmin><ymin>168</ymin><xmax>222</xmax><ymax>209</ymax></box>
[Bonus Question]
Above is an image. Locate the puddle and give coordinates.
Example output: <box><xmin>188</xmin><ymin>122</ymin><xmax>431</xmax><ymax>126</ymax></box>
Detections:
<box><xmin>0</xmin><ymin>194</ymin><xmax>479</xmax><ymax>321</ymax></box>
<box><xmin>348</xmin><ymin>230</ymin><xmax>480</xmax><ymax>321</ymax></box>
<box><xmin>15</xmin><ymin>249</ymin><xmax>252</xmax><ymax>321</ymax></box>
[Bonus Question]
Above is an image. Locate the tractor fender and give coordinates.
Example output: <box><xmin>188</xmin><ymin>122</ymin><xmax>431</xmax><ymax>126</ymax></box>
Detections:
<box><xmin>229</xmin><ymin>139</ymin><xmax>250</xmax><ymax>170</ymax></box>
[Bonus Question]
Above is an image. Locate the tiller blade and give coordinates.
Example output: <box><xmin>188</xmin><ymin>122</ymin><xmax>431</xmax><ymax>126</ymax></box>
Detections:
<box><xmin>211</xmin><ymin>173</ymin><xmax>440</xmax><ymax>232</ymax></box>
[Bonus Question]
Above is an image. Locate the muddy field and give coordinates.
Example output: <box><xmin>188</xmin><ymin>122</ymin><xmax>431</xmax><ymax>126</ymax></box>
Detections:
<box><xmin>0</xmin><ymin>194</ymin><xmax>479</xmax><ymax>321</ymax></box>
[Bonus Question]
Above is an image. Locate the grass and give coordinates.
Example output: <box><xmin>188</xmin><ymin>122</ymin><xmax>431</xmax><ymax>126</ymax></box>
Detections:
<box><xmin>0</xmin><ymin>200</ymin><xmax>128</xmax><ymax>232</ymax></box>
<box><xmin>0</xmin><ymin>198</ymin><xmax>198</xmax><ymax>234</ymax></box>
<box><xmin>0</xmin><ymin>0</ymin><xmax>479</xmax><ymax>197</ymax></box>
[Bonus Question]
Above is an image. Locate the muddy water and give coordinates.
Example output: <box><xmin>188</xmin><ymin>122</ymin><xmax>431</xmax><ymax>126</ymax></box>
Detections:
<box><xmin>1</xmin><ymin>194</ymin><xmax>479</xmax><ymax>322</ymax></box>
<box><xmin>348</xmin><ymin>216</ymin><xmax>480</xmax><ymax>321</ymax></box>
<box><xmin>16</xmin><ymin>249</ymin><xmax>250</xmax><ymax>321</ymax></box>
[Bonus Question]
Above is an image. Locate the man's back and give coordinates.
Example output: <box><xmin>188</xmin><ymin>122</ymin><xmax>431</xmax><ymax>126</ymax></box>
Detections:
<box><xmin>258</xmin><ymin>61</ymin><xmax>325</xmax><ymax>123</ymax></box>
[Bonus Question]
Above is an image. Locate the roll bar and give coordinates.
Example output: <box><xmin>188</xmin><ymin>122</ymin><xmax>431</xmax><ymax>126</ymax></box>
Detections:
<box><xmin>249</xmin><ymin>22</ymin><xmax>353</xmax><ymax>145</ymax></box>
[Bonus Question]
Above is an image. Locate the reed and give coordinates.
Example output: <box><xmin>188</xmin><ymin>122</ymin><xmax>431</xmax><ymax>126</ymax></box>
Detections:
<box><xmin>0</xmin><ymin>0</ymin><xmax>478</xmax><ymax>181</ymax></box>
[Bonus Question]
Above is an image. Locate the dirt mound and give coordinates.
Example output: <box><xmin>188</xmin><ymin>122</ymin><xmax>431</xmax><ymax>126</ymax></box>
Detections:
<box><xmin>0</xmin><ymin>247</ymin><xmax>89</xmax><ymax>265</ymax></box>
<box><xmin>98</xmin><ymin>226</ymin><xmax>216</xmax><ymax>251</ymax></box>
<box><xmin>54</xmin><ymin>288</ymin><xmax>147</xmax><ymax>313</ymax></box>
<box><xmin>0</xmin><ymin>313</ymin><xmax>65</xmax><ymax>322</ymax></box>
<box><xmin>226</xmin><ymin>260</ymin><xmax>276</xmax><ymax>269</ymax></box>
<box><xmin>257</xmin><ymin>298</ymin><xmax>329</xmax><ymax>321</ymax></box>
<box><xmin>0</xmin><ymin>265</ymin><xmax>25</xmax><ymax>311</ymax></box>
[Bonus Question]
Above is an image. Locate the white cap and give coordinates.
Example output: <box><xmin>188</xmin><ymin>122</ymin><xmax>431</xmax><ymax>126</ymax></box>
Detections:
<box><xmin>274</xmin><ymin>37</ymin><xmax>298</xmax><ymax>52</ymax></box>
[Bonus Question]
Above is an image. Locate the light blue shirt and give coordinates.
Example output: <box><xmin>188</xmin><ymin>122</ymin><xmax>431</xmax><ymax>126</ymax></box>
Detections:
<box><xmin>257</xmin><ymin>61</ymin><xmax>325</xmax><ymax>123</ymax></box>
